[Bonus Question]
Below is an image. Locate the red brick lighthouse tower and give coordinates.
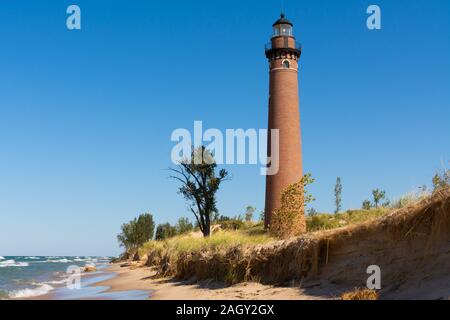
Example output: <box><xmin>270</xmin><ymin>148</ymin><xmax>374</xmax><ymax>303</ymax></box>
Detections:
<box><xmin>264</xmin><ymin>14</ymin><xmax>303</xmax><ymax>229</ymax></box>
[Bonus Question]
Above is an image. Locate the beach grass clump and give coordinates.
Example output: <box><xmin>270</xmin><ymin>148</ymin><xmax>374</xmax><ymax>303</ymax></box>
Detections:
<box><xmin>139</xmin><ymin>208</ymin><xmax>391</xmax><ymax>282</ymax></box>
<box><xmin>139</xmin><ymin>228</ymin><xmax>274</xmax><ymax>280</ymax></box>
<box><xmin>341</xmin><ymin>288</ymin><xmax>379</xmax><ymax>300</ymax></box>
<box><xmin>140</xmin><ymin>229</ymin><xmax>273</xmax><ymax>258</ymax></box>
<box><xmin>389</xmin><ymin>190</ymin><xmax>430</xmax><ymax>209</ymax></box>
<box><xmin>173</xmin><ymin>231</ymin><xmax>270</xmax><ymax>257</ymax></box>
<box><xmin>307</xmin><ymin>208</ymin><xmax>388</xmax><ymax>232</ymax></box>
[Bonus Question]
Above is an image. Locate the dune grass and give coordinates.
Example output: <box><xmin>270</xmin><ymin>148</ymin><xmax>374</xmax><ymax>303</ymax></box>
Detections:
<box><xmin>139</xmin><ymin>209</ymin><xmax>392</xmax><ymax>259</ymax></box>
<box><xmin>137</xmin><ymin>208</ymin><xmax>391</xmax><ymax>281</ymax></box>
<box><xmin>341</xmin><ymin>288</ymin><xmax>379</xmax><ymax>300</ymax></box>
<box><xmin>389</xmin><ymin>190</ymin><xmax>430</xmax><ymax>209</ymax></box>
<box><xmin>306</xmin><ymin>208</ymin><xmax>389</xmax><ymax>232</ymax></box>
<box><xmin>139</xmin><ymin>223</ymin><xmax>273</xmax><ymax>259</ymax></box>
<box><xmin>134</xmin><ymin>190</ymin><xmax>450</xmax><ymax>286</ymax></box>
<box><xmin>137</xmin><ymin>208</ymin><xmax>391</xmax><ymax>278</ymax></box>
<box><xmin>306</xmin><ymin>190</ymin><xmax>432</xmax><ymax>233</ymax></box>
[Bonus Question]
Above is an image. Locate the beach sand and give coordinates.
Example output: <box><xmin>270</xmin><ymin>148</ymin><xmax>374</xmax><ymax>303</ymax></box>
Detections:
<box><xmin>26</xmin><ymin>261</ymin><xmax>450</xmax><ymax>300</ymax></box>
<box><xmin>25</xmin><ymin>267</ymin><xmax>150</xmax><ymax>300</ymax></box>
<box><xmin>94</xmin><ymin>264</ymin><xmax>331</xmax><ymax>300</ymax></box>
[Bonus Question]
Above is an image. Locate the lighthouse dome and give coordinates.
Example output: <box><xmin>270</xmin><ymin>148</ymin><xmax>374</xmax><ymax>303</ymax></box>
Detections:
<box><xmin>272</xmin><ymin>13</ymin><xmax>293</xmax><ymax>27</ymax></box>
<box><xmin>272</xmin><ymin>13</ymin><xmax>293</xmax><ymax>37</ymax></box>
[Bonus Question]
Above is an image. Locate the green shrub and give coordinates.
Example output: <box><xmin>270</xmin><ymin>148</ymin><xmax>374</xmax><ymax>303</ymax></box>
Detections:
<box><xmin>117</xmin><ymin>213</ymin><xmax>155</xmax><ymax>252</ymax></box>
<box><xmin>306</xmin><ymin>208</ymin><xmax>388</xmax><ymax>232</ymax></box>
<box><xmin>219</xmin><ymin>219</ymin><xmax>245</xmax><ymax>230</ymax></box>
<box><xmin>270</xmin><ymin>174</ymin><xmax>315</xmax><ymax>238</ymax></box>
<box><xmin>175</xmin><ymin>217</ymin><xmax>193</xmax><ymax>235</ymax></box>
<box><xmin>155</xmin><ymin>223</ymin><xmax>177</xmax><ymax>240</ymax></box>
<box><xmin>307</xmin><ymin>215</ymin><xmax>341</xmax><ymax>232</ymax></box>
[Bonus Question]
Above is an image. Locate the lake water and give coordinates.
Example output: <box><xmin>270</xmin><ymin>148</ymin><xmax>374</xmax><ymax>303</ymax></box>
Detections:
<box><xmin>0</xmin><ymin>256</ymin><xmax>149</xmax><ymax>300</ymax></box>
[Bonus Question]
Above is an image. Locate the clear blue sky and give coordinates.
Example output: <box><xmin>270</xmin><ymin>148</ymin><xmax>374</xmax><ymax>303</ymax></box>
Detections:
<box><xmin>1</xmin><ymin>0</ymin><xmax>449</xmax><ymax>256</ymax></box>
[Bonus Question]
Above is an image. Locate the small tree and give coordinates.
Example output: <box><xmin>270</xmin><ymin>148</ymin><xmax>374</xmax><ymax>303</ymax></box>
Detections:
<box><xmin>372</xmin><ymin>189</ymin><xmax>386</xmax><ymax>208</ymax></box>
<box><xmin>176</xmin><ymin>217</ymin><xmax>193</xmax><ymax>235</ymax></box>
<box><xmin>216</xmin><ymin>215</ymin><xmax>231</xmax><ymax>222</ymax></box>
<box><xmin>307</xmin><ymin>207</ymin><xmax>318</xmax><ymax>217</ymax></box>
<box><xmin>155</xmin><ymin>223</ymin><xmax>177</xmax><ymax>240</ymax></box>
<box><xmin>212</xmin><ymin>212</ymin><xmax>220</xmax><ymax>223</ymax></box>
<box><xmin>245</xmin><ymin>206</ymin><xmax>256</xmax><ymax>222</ymax></box>
<box><xmin>117</xmin><ymin>213</ymin><xmax>155</xmax><ymax>253</ymax></box>
<box><xmin>259</xmin><ymin>211</ymin><xmax>265</xmax><ymax>222</ymax></box>
<box><xmin>269</xmin><ymin>174</ymin><xmax>315</xmax><ymax>239</ymax></box>
<box><xmin>170</xmin><ymin>146</ymin><xmax>229</xmax><ymax>238</ymax></box>
<box><xmin>117</xmin><ymin>221</ymin><xmax>136</xmax><ymax>252</ymax></box>
<box><xmin>362</xmin><ymin>200</ymin><xmax>372</xmax><ymax>210</ymax></box>
<box><xmin>135</xmin><ymin>213</ymin><xmax>155</xmax><ymax>243</ymax></box>
<box><xmin>334</xmin><ymin>177</ymin><xmax>342</xmax><ymax>214</ymax></box>
<box><xmin>432</xmin><ymin>169</ymin><xmax>450</xmax><ymax>191</ymax></box>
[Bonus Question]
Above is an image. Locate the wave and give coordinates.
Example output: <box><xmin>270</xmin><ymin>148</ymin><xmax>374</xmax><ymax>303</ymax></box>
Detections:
<box><xmin>0</xmin><ymin>256</ymin><xmax>4</xmax><ymax>260</ymax></box>
<box><xmin>24</xmin><ymin>256</ymin><xmax>40</xmax><ymax>260</ymax></box>
<box><xmin>44</xmin><ymin>279</ymin><xmax>68</xmax><ymax>285</ymax></box>
<box><xmin>50</xmin><ymin>258</ymin><xmax>71</xmax><ymax>263</ymax></box>
<box><xmin>35</xmin><ymin>258</ymin><xmax>72</xmax><ymax>263</ymax></box>
<box><xmin>0</xmin><ymin>260</ymin><xmax>29</xmax><ymax>268</ymax></box>
<box><xmin>9</xmin><ymin>284</ymin><xmax>54</xmax><ymax>299</ymax></box>
<box><xmin>73</xmin><ymin>257</ymin><xmax>86</xmax><ymax>262</ymax></box>
<box><xmin>35</xmin><ymin>257</ymin><xmax>106</xmax><ymax>264</ymax></box>
<box><xmin>74</xmin><ymin>257</ymin><xmax>98</xmax><ymax>263</ymax></box>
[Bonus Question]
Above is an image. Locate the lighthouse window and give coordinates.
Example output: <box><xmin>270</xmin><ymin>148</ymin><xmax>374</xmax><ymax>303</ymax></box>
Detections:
<box><xmin>273</xmin><ymin>27</ymin><xmax>280</xmax><ymax>36</ymax></box>
<box><xmin>273</xmin><ymin>24</ymin><xmax>292</xmax><ymax>37</ymax></box>
<box><xmin>283</xmin><ymin>60</ymin><xmax>290</xmax><ymax>69</ymax></box>
<box><xmin>280</xmin><ymin>24</ymin><xmax>292</xmax><ymax>36</ymax></box>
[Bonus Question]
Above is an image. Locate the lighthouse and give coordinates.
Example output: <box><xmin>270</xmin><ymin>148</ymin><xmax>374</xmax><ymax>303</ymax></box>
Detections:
<box><xmin>264</xmin><ymin>14</ymin><xmax>303</xmax><ymax>229</ymax></box>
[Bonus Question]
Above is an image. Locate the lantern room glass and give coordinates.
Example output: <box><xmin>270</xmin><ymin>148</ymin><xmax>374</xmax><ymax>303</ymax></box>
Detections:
<box><xmin>273</xmin><ymin>24</ymin><xmax>293</xmax><ymax>37</ymax></box>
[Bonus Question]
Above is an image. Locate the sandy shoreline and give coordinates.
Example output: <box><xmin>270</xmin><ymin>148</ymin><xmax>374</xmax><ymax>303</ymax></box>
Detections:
<box><xmin>28</xmin><ymin>259</ymin><xmax>450</xmax><ymax>300</ymax></box>
<box><xmin>93</xmin><ymin>263</ymin><xmax>329</xmax><ymax>300</ymax></box>
<box><xmin>28</xmin><ymin>263</ymin><xmax>328</xmax><ymax>300</ymax></box>
<box><xmin>25</xmin><ymin>265</ymin><xmax>150</xmax><ymax>300</ymax></box>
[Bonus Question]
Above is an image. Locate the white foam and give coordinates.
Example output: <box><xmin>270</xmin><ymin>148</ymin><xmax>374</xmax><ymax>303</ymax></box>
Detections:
<box><xmin>0</xmin><ymin>260</ymin><xmax>29</xmax><ymax>268</ymax></box>
<box><xmin>87</xmin><ymin>258</ymin><xmax>98</xmax><ymax>262</ymax></box>
<box><xmin>42</xmin><ymin>258</ymin><xmax>72</xmax><ymax>263</ymax></box>
<box><xmin>44</xmin><ymin>279</ymin><xmax>68</xmax><ymax>285</ymax></box>
<box><xmin>24</xmin><ymin>256</ymin><xmax>40</xmax><ymax>260</ymax></box>
<box><xmin>9</xmin><ymin>284</ymin><xmax>54</xmax><ymax>298</ymax></box>
<box><xmin>0</xmin><ymin>256</ymin><xmax>4</xmax><ymax>260</ymax></box>
<box><xmin>74</xmin><ymin>257</ymin><xmax>98</xmax><ymax>263</ymax></box>
<box><xmin>99</xmin><ymin>257</ymin><xmax>111</xmax><ymax>261</ymax></box>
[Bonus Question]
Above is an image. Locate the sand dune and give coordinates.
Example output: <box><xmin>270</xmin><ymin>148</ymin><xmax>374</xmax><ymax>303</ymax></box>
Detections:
<box><xmin>102</xmin><ymin>188</ymin><xmax>450</xmax><ymax>300</ymax></box>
